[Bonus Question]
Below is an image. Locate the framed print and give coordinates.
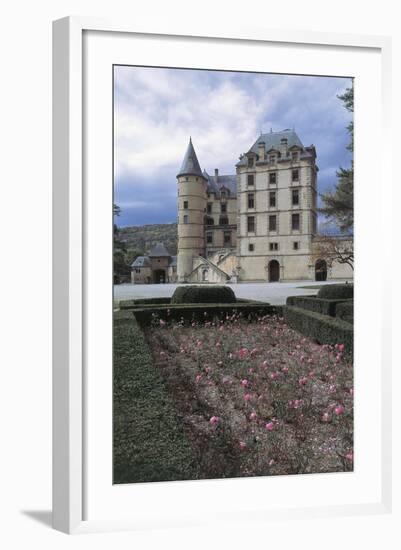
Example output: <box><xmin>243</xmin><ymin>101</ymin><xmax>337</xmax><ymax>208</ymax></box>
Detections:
<box><xmin>52</xmin><ymin>17</ymin><xmax>392</xmax><ymax>534</ymax></box>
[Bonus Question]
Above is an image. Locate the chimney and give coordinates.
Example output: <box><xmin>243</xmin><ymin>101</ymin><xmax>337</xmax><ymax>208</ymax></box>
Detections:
<box><xmin>258</xmin><ymin>141</ymin><xmax>266</xmax><ymax>161</ymax></box>
<box><xmin>280</xmin><ymin>138</ymin><xmax>288</xmax><ymax>157</ymax></box>
<box><xmin>214</xmin><ymin>168</ymin><xmax>219</xmax><ymax>179</ymax></box>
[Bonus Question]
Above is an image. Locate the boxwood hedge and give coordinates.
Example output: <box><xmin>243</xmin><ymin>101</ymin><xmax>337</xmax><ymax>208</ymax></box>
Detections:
<box><xmin>317</xmin><ymin>283</ymin><xmax>354</xmax><ymax>300</ymax></box>
<box><xmin>113</xmin><ymin>310</ymin><xmax>199</xmax><ymax>483</ymax></box>
<box><xmin>119</xmin><ymin>297</ymin><xmax>171</xmax><ymax>309</ymax></box>
<box><xmin>171</xmin><ymin>285</ymin><xmax>236</xmax><ymax>304</ymax></box>
<box><xmin>335</xmin><ymin>301</ymin><xmax>354</xmax><ymax>325</ymax></box>
<box><xmin>286</xmin><ymin>295</ymin><xmax>352</xmax><ymax>317</ymax></box>
<box><xmin>284</xmin><ymin>305</ymin><xmax>353</xmax><ymax>354</ymax></box>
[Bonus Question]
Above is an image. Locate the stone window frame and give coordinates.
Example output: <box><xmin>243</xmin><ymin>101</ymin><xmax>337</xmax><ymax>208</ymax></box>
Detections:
<box><xmin>247</xmin><ymin>215</ymin><xmax>256</xmax><ymax>234</ymax></box>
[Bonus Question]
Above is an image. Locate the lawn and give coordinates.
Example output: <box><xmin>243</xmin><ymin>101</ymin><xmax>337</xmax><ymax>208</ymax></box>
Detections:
<box><xmin>144</xmin><ymin>312</ymin><xmax>353</xmax><ymax>480</ymax></box>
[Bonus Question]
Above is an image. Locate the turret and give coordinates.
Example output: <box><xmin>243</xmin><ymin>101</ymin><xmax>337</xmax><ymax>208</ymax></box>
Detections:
<box><xmin>176</xmin><ymin>138</ymin><xmax>207</xmax><ymax>282</ymax></box>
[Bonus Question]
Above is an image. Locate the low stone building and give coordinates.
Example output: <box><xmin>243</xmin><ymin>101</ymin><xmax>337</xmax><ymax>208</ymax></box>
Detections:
<box><xmin>131</xmin><ymin>243</ymin><xmax>177</xmax><ymax>284</ymax></box>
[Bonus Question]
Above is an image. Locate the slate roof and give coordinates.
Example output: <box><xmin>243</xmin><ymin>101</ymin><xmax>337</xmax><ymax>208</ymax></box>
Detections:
<box><xmin>203</xmin><ymin>170</ymin><xmax>237</xmax><ymax>198</ymax></box>
<box><xmin>236</xmin><ymin>129</ymin><xmax>314</xmax><ymax>166</ymax></box>
<box><xmin>177</xmin><ymin>138</ymin><xmax>206</xmax><ymax>179</ymax></box>
<box><xmin>131</xmin><ymin>256</ymin><xmax>151</xmax><ymax>268</ymax></box>
<box><xmin>148</xmin><ymin>242</ymin><xmax>171</xmax><ymax>257</ymax></box>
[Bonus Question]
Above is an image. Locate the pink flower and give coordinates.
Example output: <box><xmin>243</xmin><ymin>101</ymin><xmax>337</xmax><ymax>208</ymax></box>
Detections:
<box><xmin>215</xmin><ymin>342</ymin><xmax>221</xmax><ymax>348</ymax></box>
<box><xmin>270</xmin><ymin>371</ymin><xmax>280</xmax><ymax>380</ymax></box>
<box><xmin>196</xmin><ymin>340</ymin><xmax>203</xmax><ymax>347</ymax></box>
<box><xmin>337</xmin><ymin>344</ymin><xmax>345</xmax><ymax>353</ymax></box>
<box><xmin>299</xmin><ymin>377</ymin><xmax>308</xmax><ymax>386</ymax></box>
<box><xmin>268</xmin><ymin>459</ymin><xmax>275</xmax><ymax>466</ymax></box>
<box><xmin>195</xmin><ymin>374</ymin><xmax>202</xmax><ymax>383</ymax></box>
<box><xmin>209</xmin><ymin>416</ymin><xmax>220</xmax><ymax>426</ymax></box>
<box><xmin>159</xmin><ymin>351</ymin><xmax>166</xmax><ymax>358</ymax></box>
<box><xmin>334</xmin><ymin>404</ymin><xmax>345</xmax><ymax>415</ymax></box>
<box><xmin>265</xmin><ymin>422</ymin><xmax>274</xmax><ymax>431</ymax></box>
<box><xmin>345</xmin><ymin>451</ymin><xmax>354</xmax><ymax>461</ymax></box>
<box><xmin>248</xmin><ymin>367</ymin><xmax>254</xmax><ymax>374</ymax></box>
<box><xmin>250</xmin><ymin>348</ymin><xmax>259</xmax><ymax>357</ymax></box>
<box><xmin>282</xmin><ymin>367</ymin><xmax>289</xmax><ymax>374</ymax></box>
<box><xmin>244</xmin><ymin>393</ymin><xmax>252</xmax><ymax>402</ymax></box>
<box><xmin>159</xmin><ymin>319</ymin><xmax>166</xmax><ymax>326</ymax></box>
<box><xmin>219</xmin><ymin>325</ymin><xmax>224</xmax><ymax>332</ymax></box>
<box><xmin>249</xmin><ymin>412</ymin><xmax>257</xmax><ymax>421</ymax></box>
<box><xmin>321</xmin><ymin>412</ymin><xmax>330</xmax><ymax>422</ymax></box>
<box><xmin>241</xmin><ymin>379</ymin><xmax>249</xmax><ymax>387</ymax></box>
<box><xmin>239</xmin><ymin>441</ymin><xmax>247</xmax><ymax>450</ymax></box>
<box><xmin>238</xmin><ymin>347</ymin><xmax>248</xmax><ymax>359</ymax></box>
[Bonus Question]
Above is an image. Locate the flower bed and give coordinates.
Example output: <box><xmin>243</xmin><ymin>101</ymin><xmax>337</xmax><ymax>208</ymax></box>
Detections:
<box><xmin>144</xmin><ymin>312</ymin><xmax>353</xmax><ymax>480</ymax></box>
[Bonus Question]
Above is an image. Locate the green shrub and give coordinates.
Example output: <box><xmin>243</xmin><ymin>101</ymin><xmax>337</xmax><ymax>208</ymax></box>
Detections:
<box><xmin>335</xmin><ymin>301</ymin><xmax>354</xmax><ymax>324</ymax></box>
<box><xmin>317</xmin><ymin>284</ymin><xmax>353</xmax><ymax>300</ymax></box>
<box><xmin>171</xmin><ymin>285</ymin><xmax>236</xmax><ymax>304</ymax></box>
<box><xmin>133</xmin><ymin>303</ymin><xmax>281</xmax><ymax>326</ymax></box>
<box><xmin>284</xmin><ymin>305</ymin><xmax>353</xmax><ymax>354</ymax></box>
<box><xmin>113</xmin><ymin>310</ymin><xmax>199</xmax><ymax>483</ymax></box>
<box><xmin>119</xmin><ymin>297</ymin><xmax>171</xmax><ymax>309</ymax></box>
<box><xmin>286</xmin><ymin>295</ymin><xmax>352</xmax><ymax>317</ymax></box>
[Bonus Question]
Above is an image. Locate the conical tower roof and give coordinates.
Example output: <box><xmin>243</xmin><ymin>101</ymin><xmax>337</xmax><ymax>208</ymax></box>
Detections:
<box><xmin>177</xmin><ymin>138</ymin><xmax>206</xmax><ymax>179</ymax></box>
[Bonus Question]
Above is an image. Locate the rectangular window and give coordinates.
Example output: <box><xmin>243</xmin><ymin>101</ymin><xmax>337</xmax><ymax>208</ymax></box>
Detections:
<box><xmin>183</xmin><ymin>215</ymin><xmax>188</xmax><ymax>224</ymax></box>
<box><xmin>269</xmin><ymin>191</ymin><xmax>276</xmax><ymax>208</ymax></box>
<box><xmin>183</xmin><ymin>200</ymin><xmax>188</xmax><ymax>209</ymax></box>
<box><xmin>248</xmin><ymin>157</ymin><xmax>254</xmax><ymax>168</ymax></box>
<box><xmin>292</xmin><ymin>169</ymin><xmax>299</xmax><ymax>182</ymax></box>
<box><xmin>269</xmin><ymin>172</ymin><xmax>277</xmax><ymax>185</ymax></box>
<box><xmin>247</xmin><ymin>216</ymin><xmax>255</xmax><ymax>233</ymax></box>
<box><xmin>247</xmin><ymin>193</ymin><xmax>255</xmax><ymax>208</ymax></box>
<box><xmin>247</xmin><ymin>174</ymin><xmax>254</xmax><ymax>186</ymax></box>
<box><xmin>292</xmin><ymin>189</ymin><xmax>299</xmax><ymax>206</ymax></box>
<box><xmin>248</xmin><ymin>243</ymin><xmax>254</xmax><ymax>252</ymax></box>
<box><xmin>219</xmin><ymin>216</ymin><xmax>228</xmax><ymax>225</ymax></box>
<box><xmin>224</xmin><ymin>231</ymin><xmax>231</xmax><ymax>245</ymax></box>
<box><xmin>207</xmin><ymin>203</ymin><xmax>212</xmax><ymax>214</ymax></box>
<box><xmin>206</xmin><ymin>232</ymin><xmax>213</xmax><ymax>244</ymax></box>
<box><xmin>221</xmin><ymin>202</ymin><xmax>227</xmax><ymax>213</ymax></box>
<box><xmin>293</xmin><ymin>241</ymin><xmax>299</xmax><ymax>250</ymax></box>
<box><xmin>269</xmin><ymin>154</ymin><xmax>276</xmax><ymax>164</ymax></box>
<box><xmin>292</xmin><ymin>213</ymin><xmax>300</xmax><ymax>231</ymax></box>
<box><xmin>269</xmin><ymin>242</ymin><xmax>278</xmax><ymax>251</ymax></box>
<box><xmin>269</xmin><ymin>215</ymin><xmax>277</xmax><ymax>232</ymax></box>
<box><xmin>291</xmin><ymin>152</ymin><xmax>299</xmax><ymax>162</ymax></box>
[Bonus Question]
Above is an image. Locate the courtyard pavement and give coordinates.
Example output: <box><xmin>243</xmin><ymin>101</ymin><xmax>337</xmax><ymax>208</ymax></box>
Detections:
<box><xmin>114</xmin><ymin>280</ymin><xmax>350</xmax><ymax>306</ymax></box>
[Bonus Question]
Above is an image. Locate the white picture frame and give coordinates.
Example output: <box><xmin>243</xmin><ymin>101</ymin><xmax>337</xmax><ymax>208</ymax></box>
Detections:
<box><xmin>52</xmin><ymin>16</ymin><xmax>392</xmax><ymax>534</ymax></box>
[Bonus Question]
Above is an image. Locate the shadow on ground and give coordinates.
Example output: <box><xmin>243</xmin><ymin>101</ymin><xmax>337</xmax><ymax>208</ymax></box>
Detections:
<box><xmin>21</xmin><ymin>510</ymin><xmax>52</xmax><ymax>528</ymax></box>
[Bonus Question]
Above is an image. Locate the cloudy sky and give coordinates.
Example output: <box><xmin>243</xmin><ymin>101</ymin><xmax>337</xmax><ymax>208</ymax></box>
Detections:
<box><xmin>114</xmin><ymin>66</ymin><xmax>352</xmax><ymax>227</ymax></box>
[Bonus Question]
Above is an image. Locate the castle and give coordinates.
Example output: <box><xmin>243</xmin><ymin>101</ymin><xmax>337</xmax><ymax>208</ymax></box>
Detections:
<box><xmin>131</xmin><ymin>130</ymin><xmax>353</xmax><ymax>284</ymax></box>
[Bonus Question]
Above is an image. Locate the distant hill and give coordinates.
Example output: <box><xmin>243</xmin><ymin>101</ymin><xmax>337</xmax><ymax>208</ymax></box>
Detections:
<box><xmin>119</xmin><ymin>223</ymin><xmax>178</xmax><ymax>262</ymax></box>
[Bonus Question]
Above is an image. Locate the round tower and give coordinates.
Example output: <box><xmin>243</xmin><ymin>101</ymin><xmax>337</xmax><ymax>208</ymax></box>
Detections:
<box><xmin>177</xmin><ymin>138</ymin><xmax>207</xmax><ymax>282</ymax></box>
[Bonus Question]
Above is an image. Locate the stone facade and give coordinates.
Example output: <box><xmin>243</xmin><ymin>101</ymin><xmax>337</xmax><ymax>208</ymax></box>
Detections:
<box><xmin>131</xmin><ymin>243</ymin><xmax>177</xmax><ymax>284</ymax></box>
<box><xmin>176</xmin><ymin>131</ymin><xmax>353</xmax><ymax>284</ymax></box>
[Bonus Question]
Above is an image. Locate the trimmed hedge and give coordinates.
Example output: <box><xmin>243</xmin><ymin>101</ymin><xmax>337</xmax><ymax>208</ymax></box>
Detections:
<box><xmin>286</xmin><ymin>295</ymin><xmax>352</xmax><ymax>317</ymax></box>
<box><xmin>119</xmin><ymin>297</ymin><xmax>171</xmax><ymax>309</ymax></box>
<box><xmin>119</xmin><ymin>297</ymin><xmax>263</xmax><ymax>311</ymax></box>
<box><xmin>284</xmin><ymin>305</ymin><xmax>353</xmax><ymax>354</ymax></box>
<box><xmin>133</xmin><ymin>303</ymin><xmax>282</xmax><ymax>326</ymax></box>
<box><xmin>317</xmin><ymin>283</ymin><xmax>354</xmax><ymax>300</ymax></box>
<box><xmin>335</xmin><ymin>301</ymin><xmax>354</xmax><ymax>325</ymax></box>
<box><xmin>113</xmin><ymin>310</ymin><xmax>199</xmax><ymax>483</ymax></box>
<box><xmin>171</xmin><ymin>285</ymin><xmax>236</xmax><ymax>304</ymax></box>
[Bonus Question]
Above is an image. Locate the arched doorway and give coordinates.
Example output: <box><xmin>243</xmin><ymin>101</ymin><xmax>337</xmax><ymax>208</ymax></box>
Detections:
<box><xmin>202</xmin><ymin>268</ymin><xmax>209</xmax><ymax>282</ymax></box>
<box><xmin>153</xmin><ymin>269</ymin><xmax>166</xmax><ymax>284</ymax></box>
<box><xmin>268</xmin><ymin>260</ymin><xmax>280</xmax><ymax>282</ymax></box>
<box><xmin>315</xmin><ymin>259</ymin><xmax>327</xmax><ymax>281</ymax></box>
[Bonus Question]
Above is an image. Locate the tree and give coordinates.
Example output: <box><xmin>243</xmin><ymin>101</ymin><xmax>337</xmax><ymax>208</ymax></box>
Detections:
<box><xmin>312</xmin><ymin>235</ymin><xmax>354</xmax><ymax>272</ymax></box>
<box><xmin>113</xmin><ymin>203</ymin><xmax>131</xmax><ymax>284</ymax></box>
<box><xmin>319</xmin><ymin>84</ymin><xmax>354</xmax><ymax>234</ymax></box>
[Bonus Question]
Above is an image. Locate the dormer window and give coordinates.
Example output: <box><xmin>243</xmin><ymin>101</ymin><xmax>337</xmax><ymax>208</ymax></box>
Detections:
<box><xmin>291</xmin><ymin>152</ymin><xmax>299</xmax><ymax>162</ymax></box>
<box><xmin>269</xmin><ymin>154</ymin><xmax>276</xmax><ymax>164</ymax></box>
<box><xmin>221</xmin><ymin>191</ymin><xmax>226</xmax><ymax>200</ymax></box>
<box><xmin>248</xmin><ymin>156</ymin><xmax>254</xmax><ymax>168</ymax></box>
